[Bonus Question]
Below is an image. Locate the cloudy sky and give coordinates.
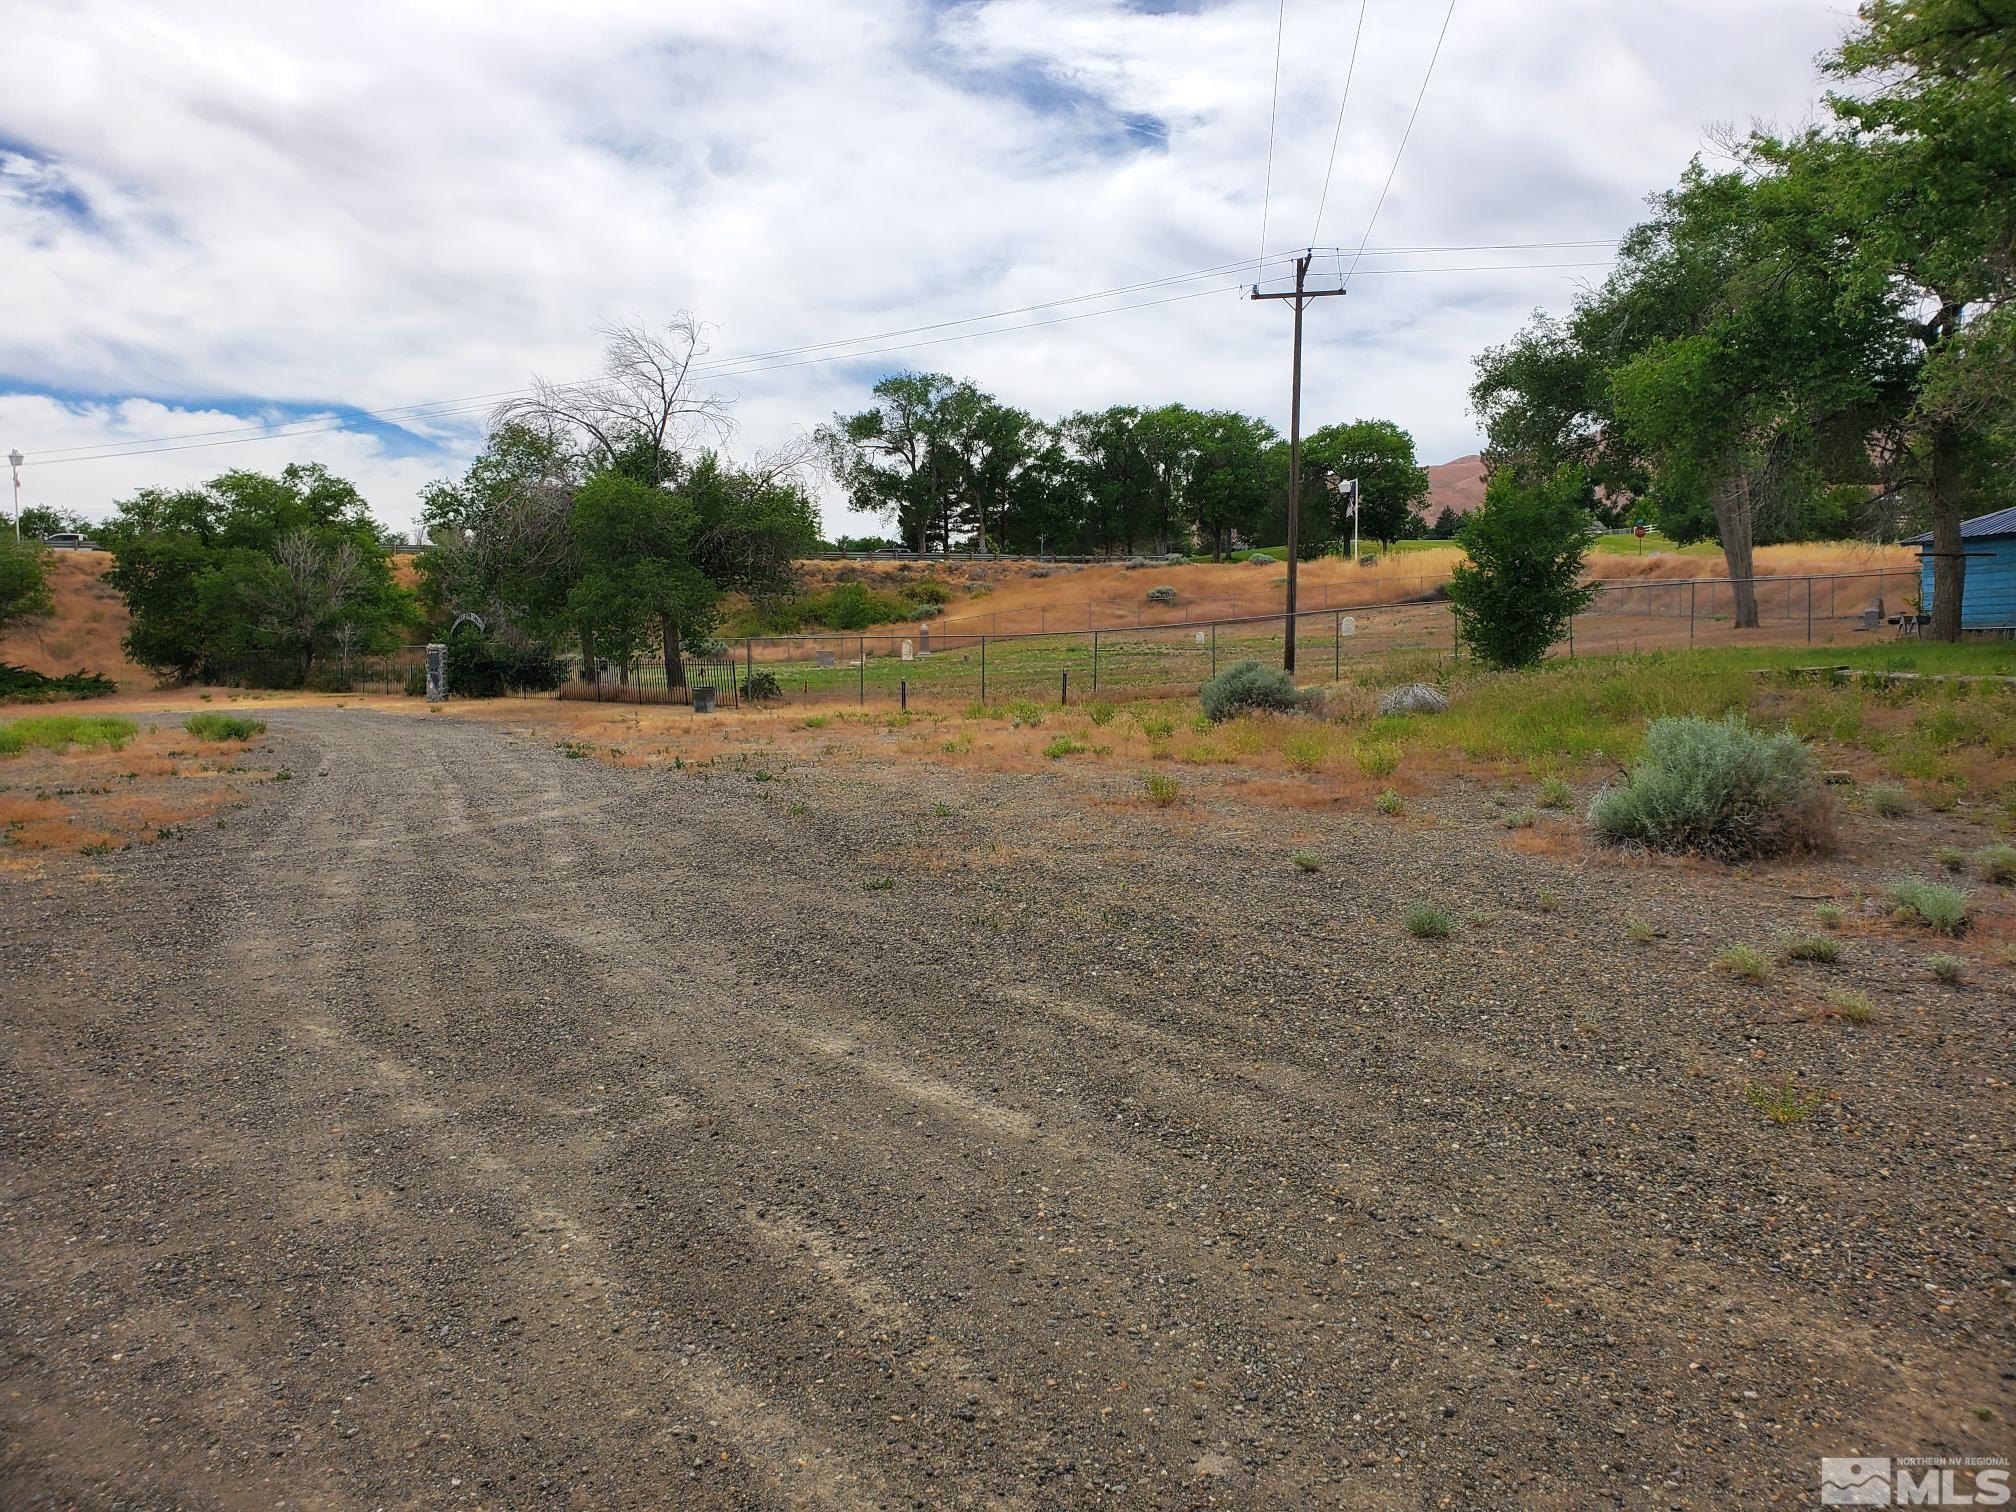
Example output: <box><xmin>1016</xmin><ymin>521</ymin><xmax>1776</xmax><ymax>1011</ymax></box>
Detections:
<box><xmin>3</xmin><ymin>0</ymin><xmax>1853</xmax><ymax>538</ymax></box>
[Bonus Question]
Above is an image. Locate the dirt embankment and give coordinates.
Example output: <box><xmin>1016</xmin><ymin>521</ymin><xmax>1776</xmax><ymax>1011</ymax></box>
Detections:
<box><xmin>1</xmin><ymin>550</ymin><xmax>149</xmax><ymax>688</ymax></box>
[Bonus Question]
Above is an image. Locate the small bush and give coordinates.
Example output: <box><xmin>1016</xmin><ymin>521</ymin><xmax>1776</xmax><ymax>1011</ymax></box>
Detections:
<box><xmin>1816</xmin><ymin>987</ymin><xmax>1876</xmax><ymax>1024</ymax></box>
<box><xmin>1282</xmin><ymin>734</ymin><xmax>1326</xmax><ymax>773</ymax></box>
<box><xmin>1245</xmin><ymin>551</ymin><xmax>1276</xmax><ymax>564</ymax></box>
<box><xmin>1745</xmin><ymin>1076</ymin><xmax>1824</xmax><ymax>1125</ymax></box>
<box><xmin>184</xmin><ymin>713</ymin><xmax>266</xmax><ymax>742</ymax></box>
<box><xmin>1445</xmin><ymin>467</ymin><xmax>1598</xmax><ymax>668</ymax></box>
<box><xmin>1008</xmin><ymin>699</ymin><xmax>1045</xmax><ymax>728</ymax></box>
<box><xmin>1292</xmin><ymin>850</ymin><xmax>1321</xmax><ymax>873</ymax></box>
<box><xmin>1353</xmin><ymin>740</ymin><xmax>1401</xmax><ymax>778</ymax></box>
<box><xmin>403</xmin><ymin>664</ymin><xmax>428</xmax><ymax>697</ymax></box>
<box><xmin>1887</xmin><ymin>878</ymin><xmax>1970</xmax><ymax>934</ymax></box>
<box><xmin>0</xmin><ymin>714</ymin><xmax>139</xmax><ymax>755</ymax></box>
<box><xmin>1501</xmin><ymin>807</ymin><xmax>1537</xmax><ymax>830</ymax></box>
<box><xmin>1143</xmin><ymin>772</ymin><xmax>1181</xmax><ymax>807</ymax></box>
<box><xmin>1404</xmin><ymin>903</ymin><xmax>1453</xmax><ymax>939</ymax></box>
<box><xmin>1145</xmin><ymin>584</ymin><xmax>1179</xmax><ymax>606</ymax></box>
<box><xmin>1934</xmin><ymin>845</ymin><xmax>1967</xmax><ymax>872</ymax></box>
<box><xmin>1626</xmin><ymin>916</ymin><xmax>1657</xmax><ymax>943</ymax></box>
<box><xmin>1927</xmin><ymin>952</ymin><xmax>1965</xmax><ymax>984</ymax></box>
<box><xmin>1138</xmin><ymin>713</ymin><xmax>1175</xmax><ymax>740</ymax></box>
<box><xmin>1588</xmin><ymin>715</ymin><xmax>1829</xmax><ymax>861</ymax></box>
<box><xmin>1043</xmin><ymin>735</ymin><xmax>1087</xmax><ymax>759</ymax></box>
<box><xmin>742</xmin><ymin>669</ymin><xmax>782</xmax><ymax>702</ymax></box>
<box><xmin>1537</xmin><ymin>776</ymin><xmax>1572</xmax><ymax>809</ymax></box>
<box><xmin>1085</xmin><ymin>700</ymin><xmax>1116</xmax><ymax>726</ymax></box>
<box><xmin>1973</xmin><ymin>843</ymin><xmax>2016</xmax><ymax>884</ymax></box>
<box><xmin>1376</xmin><ymin>788</ymin><xmax>1404</xmax><ymax>816</ymax></box>
<box><xmin>1814</xmin><ymin>902</ymin><xmax>1845</xmax><ymax>929</ymax></box>
<box><xmin>1199</xmin><ymin>661</ymin><xmax>1310</xmax><ymax>723</ymax></box>
<box><xmin>904</xmin><ymin>579</ymin><xmax>953</xmax><ymax>606</ymax></box>
<box><xmin>1867</xmin><ymin>784</ymin><xmax>1910</xmax><ymax>818</ymax></box>
<box><xmin>1717</xmin><ymin>944</ymin><xmax>1772</xmax><ymax>983</ymax></box>
<box><xmin>0</xmin><ymin>663</ymin><xmax>117</xmax><ymax>703</ymax></box>
<box><xmin>304</xmin><ymin>665</ymin><xmax>353</xmax><ymax>693</ymax></box>
<box><xmin>1777</xmin><ymin>932</ymin><xmax>1841</xmax><ymax>964</ymax></box>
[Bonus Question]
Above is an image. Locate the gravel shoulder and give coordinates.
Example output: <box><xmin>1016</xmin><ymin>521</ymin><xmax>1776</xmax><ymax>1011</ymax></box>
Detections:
<box><xmin>3</xmin><ymin>707</ymin><xmax>2011</xmax><ymax>1508</ymax></box>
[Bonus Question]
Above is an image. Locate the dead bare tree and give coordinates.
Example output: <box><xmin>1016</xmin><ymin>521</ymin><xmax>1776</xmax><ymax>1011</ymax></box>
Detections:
<box><xmin>492</xmin><ymin>315</ymin><xmax>734</xmax><ymax>479</ymax></box>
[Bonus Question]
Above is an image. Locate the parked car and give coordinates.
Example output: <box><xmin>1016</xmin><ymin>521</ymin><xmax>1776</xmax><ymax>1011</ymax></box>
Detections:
<box><xmin>40</xmin><ymin>532</ymin><xmax>96</xmax><ymax>549</ymax></box>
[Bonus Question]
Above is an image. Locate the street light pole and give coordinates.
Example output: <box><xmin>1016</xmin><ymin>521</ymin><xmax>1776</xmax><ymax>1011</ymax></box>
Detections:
<box><xmin>8</xmin><ymin>450</ymin><xmax>22</xmax><ymax>541</ymax></box>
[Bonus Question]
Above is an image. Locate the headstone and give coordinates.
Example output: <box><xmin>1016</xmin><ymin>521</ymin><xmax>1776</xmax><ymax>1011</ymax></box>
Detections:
<box><xmin>815</xmin><ymin>650</ymin><xmax>837</xmax><ymax>669</ymax></box>
<box><xmin>918</xmin><ymin>624</ymin><xmax>930</xmax><ymax>652</ymax></box>
<box><xmin>1195</xmin><ymin>631</ymin><xmax>1207</xmax><ymax>646</ymax></box>
<box><xmin>425</xmin><ymin>643</ymin><xmax>446</xmax><ymax>702</ymax></box>
<box><xmin>901</xmin><ymin>639</ymin><xmax>914</xmax><ymax>662</ymax></box>
<box><xmin>1340</xmin><ymin>616</ymin><xmax>1356</xmax><ymax>637</ymax></box>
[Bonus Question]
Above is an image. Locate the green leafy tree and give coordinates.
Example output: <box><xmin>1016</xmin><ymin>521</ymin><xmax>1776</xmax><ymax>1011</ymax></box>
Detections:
<box><xmin>16</xmin><ymin>505</ymin><xmax>91</xmax><ymax>539</ymax></box>
<box><xmin>101</xmin><ymin>463</ymin><xmax>414</xmax><ymax>683</ymax></box>
<box><xmin>0</xmin><ymin>537</ymin><xmax>56</xmax><ymax>635</ymax></box>
<box><xmin>1299</xmin><ymin>419</ymin><xmax>1430</xmax><ymax>549</ymax></box>
<box><xmin>1446</xmin><ymin>469</ymin><xmax>1598</xmax><ymax>669</ymax></box>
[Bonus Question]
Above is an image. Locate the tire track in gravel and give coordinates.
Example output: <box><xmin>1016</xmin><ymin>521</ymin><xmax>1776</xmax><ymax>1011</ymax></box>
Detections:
<box><xmin>9</xmin><ymin>709</ymin><xmax>2008</xmax><ymax>1510</ymax></box>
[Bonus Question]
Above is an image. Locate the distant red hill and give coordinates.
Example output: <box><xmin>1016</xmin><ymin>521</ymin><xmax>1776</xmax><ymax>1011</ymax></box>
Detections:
<box><xmin>1420</xmin><ymin>454</ymin><xmax>1489</xmax><ymax>524</ymax></box>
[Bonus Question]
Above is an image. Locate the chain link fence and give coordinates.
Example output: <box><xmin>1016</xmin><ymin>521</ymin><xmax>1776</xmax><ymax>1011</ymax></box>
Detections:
<box><xmin>719</xmin><ymin>568</ymin><xmax>1920</xmax><ymax>708</ymax></box>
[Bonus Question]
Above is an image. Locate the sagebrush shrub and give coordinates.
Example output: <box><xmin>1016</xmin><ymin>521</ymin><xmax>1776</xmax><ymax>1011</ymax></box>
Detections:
<box><xmin>1199</xmin><ymin>661</ymin><xmax>1310</xmax><ymax>723</ymax></box>
<box><xmin>1887</xmin><ymin>878</ymin><xmax>1970</xmax><ymax>934</ymax></box>
<box><xmin>1145</xmin><ymin>585</ymin><xmax>1179</xmax><ymax>605</ymax></box>
<box><xmin>1588</xmin><ymin>715</ymin><xmax>1830</xmax><ymax>860</ymax></box>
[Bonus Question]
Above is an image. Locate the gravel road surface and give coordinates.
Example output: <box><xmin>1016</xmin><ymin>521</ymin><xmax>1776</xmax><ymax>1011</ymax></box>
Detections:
<box><xmin>4</xmin><ymin>708</ymin><xmax>2010</xmax><ymax>1508</ymax></box>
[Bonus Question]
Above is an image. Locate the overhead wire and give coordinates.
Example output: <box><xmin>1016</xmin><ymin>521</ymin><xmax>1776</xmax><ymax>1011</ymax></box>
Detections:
<box><xmin>1257</xmin><ymin>0</ymin><xmax>1287</xmax><ymax>283</ymax></box>
<box><xmin>1342</xmin><ymin>0</ymin><xmax>1460</xmax><ymax>286</ymax></box>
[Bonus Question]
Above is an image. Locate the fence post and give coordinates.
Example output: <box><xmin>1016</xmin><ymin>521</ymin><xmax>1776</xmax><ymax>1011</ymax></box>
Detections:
<box><xmin>745</xmin><ymin>637</ymin><xmax>753</xmax><ymax>694</ymax></box>
<box><xmin>1210</xmin><ymin>621</ymin><xmax>1217</xmax><ymax>677</ymax></box>
<box><xmin>1568</xmin><ymin>614</ymin><xmax>1575</xmax><ymax>658</ymax></box>
<box><xmin>1689</xmin><ymin>581</ymin><xmax>1697</xmax><ymax>647</ymax></box>
<box><xmin>1092</xmin><ymin>630</ymin><xmax>1100</xmax><ymax>691</ymax></box>
<box><xmin>900</xmin><ymin>677</ymin><xmax>907</xmax><ymax>712</ymax></box>
<box><xmin>1061</xmin><ymin>670</ymin><xmax>1069</xmax><ymax>706</ymax></box>
<box><xmin>980</xmin><ymin>637</ymin><xmax>987</xmax><ymax>703</ymax></box>
<box><xmin>1806</xmin><ymin>578</ymin><xmax>1813</xmax><ymax>643</ymax></box>
<box><xmin>858</xmin><ymin>637</ymin><xmax>865</xmax><ymax>705</ymax></box>
<box><xmin>1334</xmin><ymin>612</ymin><xmax>1341</xmax><ymax>680</ymax></box>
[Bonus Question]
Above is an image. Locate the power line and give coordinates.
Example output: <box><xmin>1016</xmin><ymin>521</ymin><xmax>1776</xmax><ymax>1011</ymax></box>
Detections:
<box><xmin>1257</xmin><ymin>0</ymin><xmax>1287</xmax><ymax>282</ymax></box>
<box><xmin>25</xmin><ymin>238</ymin><xmax>1616</xmax><ymax>464</ymax></box>
<box><xmin>22</xmin><ymin>258</ymin><xmax>1615</xmax><ymax>467</ymax></box>
<box><xmin>21</xmin><ymin>252</ymin><xmax>1616</xmax><ymax>470</ymax></box>
<box><xmin>1343</xmin><ymin>0</ymin><xmax>1460</xmax><ymax>286</ymax></box>
<box><xmin>1309</xmin><ymin>0</ymin><xmax>1370</xmax><ymax>247</ymax></box>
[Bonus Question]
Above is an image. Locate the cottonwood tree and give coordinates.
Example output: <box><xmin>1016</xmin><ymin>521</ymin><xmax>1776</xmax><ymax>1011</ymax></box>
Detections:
<box><xmin>1299</xmin><ymin>419</ymin><xmax>1430</xmax><ymax>550</ymax></box>
<box><xmin>493</xmin><ymin>316</ymin><xmax>732</xmax><ymax>482</ymax></box>
<box><xmin>102</xmin><ymin>464</ymin><xmax>413</xmax><ymax>682</ymax></box>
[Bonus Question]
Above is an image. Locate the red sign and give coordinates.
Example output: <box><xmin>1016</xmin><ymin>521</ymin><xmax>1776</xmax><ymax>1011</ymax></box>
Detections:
<box><xmin>1633</xmin><ymin>525</ymin><xmax>1647</xmax><ymax>538</ymax></box>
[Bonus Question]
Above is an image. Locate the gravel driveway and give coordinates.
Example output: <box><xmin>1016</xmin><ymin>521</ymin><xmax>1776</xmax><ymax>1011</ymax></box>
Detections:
<box><xmin>3</xmin><ymin>708</ymin><xmax>2009</xmax><ymax>1508</ymax></box>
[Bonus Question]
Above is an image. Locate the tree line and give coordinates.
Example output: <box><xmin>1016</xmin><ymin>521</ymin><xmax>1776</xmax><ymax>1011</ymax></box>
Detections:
<box><xmin>818</xmin><ymin>376</ymin><xmax>1431</xmax><ymax>558</ymax></box>
<box><xmin>1470</xmin><ymin>0</ymin><xmax>2012</xmax><ymax>636</ymax></box>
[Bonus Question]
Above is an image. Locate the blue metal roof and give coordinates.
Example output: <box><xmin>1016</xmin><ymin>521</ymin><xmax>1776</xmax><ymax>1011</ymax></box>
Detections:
<box><xmin>1904</xmin><ymin>505</ymin><xmax>2016</xmax><ymax>545</ymax></box>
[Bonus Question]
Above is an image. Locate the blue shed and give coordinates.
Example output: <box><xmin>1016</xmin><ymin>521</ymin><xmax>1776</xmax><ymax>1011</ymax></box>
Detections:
<box><xmin>1906</xmin><ymin>506</ymin><xmax>2016</xmax><ymax>629</ymax></box>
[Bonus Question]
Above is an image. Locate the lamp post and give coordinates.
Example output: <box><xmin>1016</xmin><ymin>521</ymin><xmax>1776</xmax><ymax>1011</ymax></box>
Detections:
<box><xmin>8</xmin><ymin>449</ymin><xmax>21</xmax><ymax>541</ymax></box>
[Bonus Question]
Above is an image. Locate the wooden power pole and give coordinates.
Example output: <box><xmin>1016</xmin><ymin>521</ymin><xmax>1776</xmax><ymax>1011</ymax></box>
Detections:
<box><xmin>1251</xmin><ymin>251</ymin><xmax>1345</xmax><ymax>673</ymax></box>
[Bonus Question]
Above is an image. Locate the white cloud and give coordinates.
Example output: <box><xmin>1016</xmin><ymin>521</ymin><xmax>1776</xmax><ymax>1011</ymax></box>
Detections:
<box><xmin>0</xmin><ymin>0</ymin><xmax>1852</xmax><ymax>535</ymax></box>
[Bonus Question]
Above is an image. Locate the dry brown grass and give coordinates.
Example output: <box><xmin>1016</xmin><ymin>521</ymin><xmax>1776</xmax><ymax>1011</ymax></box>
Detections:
<box><xmin>1</xmin><ymin>721</ymin><xmax>273</xmax><ymax>856</ymax></box>
<box><xmin>0</xmin><ymin>550</ymin><xmax>150</xmax><ymax>688</ymax></box>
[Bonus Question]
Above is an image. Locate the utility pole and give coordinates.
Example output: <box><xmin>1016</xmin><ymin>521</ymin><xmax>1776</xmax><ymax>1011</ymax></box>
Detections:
<box><xmin>8</xmin><ymin>450</ymin><xmax>21</xmax><ymax>541</ymax></box>
<box><xmin>1251</xmin><ymin>251</ymin><xmax>1345</xmax><ymax>673</ymax></box>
